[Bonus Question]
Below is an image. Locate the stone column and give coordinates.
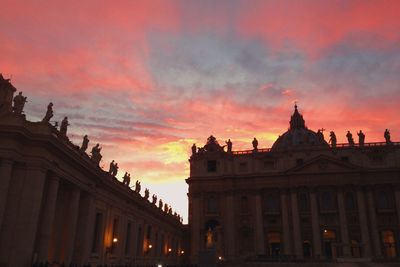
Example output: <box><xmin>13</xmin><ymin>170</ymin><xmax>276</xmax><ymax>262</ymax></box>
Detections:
<box><xmin>337</xmin><ymin>189</ymin><xmax>351</xmax><ymax>257</ymax></box>
<box><xmin>395</xmin><ymin>189</ymin><xmax>400</xmax><ymax>235</ymax></box>
<box><xmin>225</xmin><ymin>193</ymin><xmax>236</xmax><ymax>259</ymax></box>
<box><xmin>9</xmin><ymin>166</ymin><xmax>47</xmax><ymax>267</ymax></box>
<box><xmin>291</xmin><ymin>189</ymin><xmax>303</xmax><ymax>259</ymax></box>
<box><xmin>366</xmin><ymin>188</ymin><xmax>382</xmax><ymax>257</ymax></box>
<box><xmin>0</xmin><ymin>159</ymin><xmax>13</xmax><ymax>231</ymax></box>
<box><xmin>60</xmin><ymin>188</ymin><xmax>81</xmax><ymax>265</ymax></box>
<box><xmin>72</xmin><ymin>193</ymin><xmax>96</xmax><ymax>264</ymax></box>
<box><xmin>310</xmin><ymin>189</ymin><xmax>322</xmax><ymax>258</ymax></box>
<box><xmin>254</xmin><ymin>194</ymin><xmax>265</xmax><ymax>254</ymax></box>
<box><xmin>356</xmin><ymin>189</ymin><xmax>371</xmax><ymax>257</ymax></box>
<box><xmin>281</xmin><ymin>191</ymin><xmax>292</xmax><ymax>255</ymax></box>
<box><xmin>36</xmin><ymin>175</ymin><xmax>60</xmax><ymax>263</ymax></box>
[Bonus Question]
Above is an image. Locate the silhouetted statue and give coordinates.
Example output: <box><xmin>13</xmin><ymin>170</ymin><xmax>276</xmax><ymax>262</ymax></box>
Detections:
<box><xmin>252</xmin><ymin>137</ymin><xmax>258</xmax><ymax>151</ymax></box>
<box><xmin>384</xmin><ymin>129</ymin><xmax>392</xmax><ymax>144</ymax></box>
<box><xmin>122</xmin><ymin>172</ymin><xmax>130</xmax><ymax>186</ymax></box>
<box><xmin>80</xmin><ymin>135</ymin><xmax>89</xmax><ymax>152</ymax></box>
<box><xmin>12</xmin><ymin>92</ymin><xmax>27</xmax><ymax>115</ymax></box>
<box><xmin>152</xmin><ymin>194</ymin><xmax>157</xmax><ymax>204</ymax></box>
<box><xmin>90</xmin><ymin>144</ymin><xmax>102</xmax><ymax>165</ymax></box>
<box><xmin>42</xmin><ymin>102</ymin><xmax>54</xmax><ymax>123</ymax></box>
<box><xmin>357</xmin><ymin>130</ymin><xmax>365</xmax><ymax>146</ymax></box>
<box><xmin>135</xmin><ymin>180</ymin><xmax>141</xmax><ymax>193</ymax></box>
<box><xmin>168</xmin><ymin>206</ymin><xmax>172</xmax><ymax>214</ymax></box>
<box><xmin>0</xmin><ymin>73</ymin><xmax>16</xmax><ymax>115</ymax></box>
<box><xmin>159</xmin><ymin>199</ymin><xmax>163</xmax><ymax>209</ymax></box>
<box><xmin>108</xmin><ymin>161</ymin><xmax>118</xmax><ymax>177</ymax></box>
<box><xmin>346</xmin><ymin>131</ymin><xmax>355</xmax><ymax>146</ymax></box>
<box><xmin>164</xmin><ymin>203</ymin><xmax>169</xmax><ymax>212</ymax></box>
<box><xmin>317</xmin><ymin>129</ymin><xmax>325</xmax><ymax>143</ymax></box>
<box><xmin>144</xmin><ymin>188</ymin><xmax>149</xmax><ymax>200</ymax></box>
<box><xmin>60</xmin><ymin>117</ymin><xmax>69</xmax><ymax>136</ymax></box>
<box><xmin>329</xmin><ymin>131</ymin><xmax>337</xmax><ymax>148</ymax></box>
<box><xmin>226</xmin><ymin>139</ymin><xmax>232</xmax><ymax>152</ymax></box>
<box><xmin>191</xmin><ymin>143</ymin><xmax>197</xmax><ymax>155</ymax></box>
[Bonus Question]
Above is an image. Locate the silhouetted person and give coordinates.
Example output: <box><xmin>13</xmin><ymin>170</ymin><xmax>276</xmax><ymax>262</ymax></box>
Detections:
<box><xmin>329</xmin><ymin>131</ymin><xmax>337</xmax><ymax>148</ymax></box>
<box><xmin>346</xmin><ymin>131</ymin><xmax>355</xmax><ymax>146</ymax></box>
<box><xmin>384</xmin><ymin>129</ymin><xmax>392</xmax><ymax>144</ymax></box>
<box><xmin>252</xmin><ymin>137</ymin><xmax>258</xmax><ymax>151</ymax></box>
<box><xmin>226</xmin><ymin>139</ymin><xmax>232</xmax><ymax>152</ymax></box>
<box><xmin>357</xmin><ymin>130</ymin><xmax>365</xmax><ymax>146</ymax></box>
<box><xmin>42</xmin><ymin>102</ymin><xmax>53</xmax><ymax>122</ymax></box>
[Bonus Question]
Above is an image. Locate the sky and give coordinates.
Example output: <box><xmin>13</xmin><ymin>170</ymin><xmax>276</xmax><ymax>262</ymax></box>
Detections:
<box><xmin>1</xmin><ymin>0</ymin><xmax>400</xmax><ymax>223</ymax></box>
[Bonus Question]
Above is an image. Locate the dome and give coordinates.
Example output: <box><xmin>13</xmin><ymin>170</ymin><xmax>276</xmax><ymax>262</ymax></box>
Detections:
<box><xmin>271</xmin><ymin>105</ymin><xmax>329</xmax><ymax>151</ymax></box>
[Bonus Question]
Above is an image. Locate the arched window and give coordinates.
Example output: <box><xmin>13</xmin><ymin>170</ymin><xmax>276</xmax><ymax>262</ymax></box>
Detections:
<box><xmin>382</xmin><ymin>230</ymin><xmax>397</xmax><ymax>258</ymax></box>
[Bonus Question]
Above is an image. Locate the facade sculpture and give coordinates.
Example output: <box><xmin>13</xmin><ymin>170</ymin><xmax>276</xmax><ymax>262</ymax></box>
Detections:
<box><xmin>60</xmin><ymin>116</ymin><xmax>69</xmax><ymax>136</ymax></box>
<box><xmin>191</xmin><ymin>144</ymin><xmax>197</xmax><ymax>155</ymax></box>
<box><xmin>226</xmin><ymin>139</ymin><xmax>232</xmax><ymax>152</ymax></box>
<box><xmin>385</xmin><ymin>129</ymin><xmax>391</xmax><ymax>144</ymax></box>
<box><xmin>152</xmin><ymin>194</ymin><xmax>157</xmax><ymax>204</ymax></box>
<box><xmin>358</xmin><ymin>130</ymin><xmax>365</xmax><ymax>146</ymax></box>
<box><xmin>346</xmin><ymin>130</ymin><xmax>355</xmax><ymax>146</ymax></box>
<box><xmin>122</xmin><ymin>172</ymin><xmax>130</xmax><ymax>186</ymax></box>
<box><xmin>187</xmin><ymin>105</ymin><xmax>400</xmax><ymax>265</ymax></box>
<box><xmin>109</xmin><ymin>160</ymin><xmax>119</xmax><ymax>177</ymax></box>
<box><xmin>135</xmin><ymin>180</ymin><xmax>141</xmax><ymax>193</ymax></box>
<box><xmin>12</xmin><ymin>92</ymin><xmax>27</xmax><ymax>115</ymax></box>
<box><xmin>252</xmin><ymin>137</ymin><xmax>258</xmax><ymax>151</ymax></box>
<box><xmin>90</xmin><ymin>143</ymin><xmax>102</xmax><ymax>165</ymax></box>
<box><xmin>80</xmin><ymin>135</ymin><xmax>89</xmax><ymax>152</ymax></box>
<box><xmin>42</xmin><ymin>102</ymin><xmax>54</xmax><ymax>123</ymax></box>
<box><xmin>144</xmin><ymin>188</ymin><xmax>150</xmax><ymax>200</ymax></box>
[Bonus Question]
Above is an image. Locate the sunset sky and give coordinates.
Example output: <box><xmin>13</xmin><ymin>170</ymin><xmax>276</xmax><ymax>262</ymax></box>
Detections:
<box><xmin>1</xmin><ymin>0</ymin><xmax>400</xmax><ymax>222</ymax></box>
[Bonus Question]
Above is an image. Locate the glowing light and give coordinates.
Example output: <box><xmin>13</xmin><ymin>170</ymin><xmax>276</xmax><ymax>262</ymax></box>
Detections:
<box><xmin>148</xmin><ymin>244</ymin><xmax>153</xmax><ymax>249</ymax></box>
<box><xmin>168</xmin><ymin>248</ymin><xmax>172</xmax><ymax>252</ymax></box>
<box><xmin>157</xmin><ymin>264</ymin><xmax>162</xmax><ymax>267</ymax></box>
<box><xmin>324</xmin><ymin>229</ymin><xmax>328</xmax><ymax>233</ymax></box>
<box><xmin>112</xmin><ymin>237</ymin><xmax>118</xmax><ymax>243</ymax></box>
<box><xmin>218</xmin><ymin>256</ymin><xmax>222</xmax><ymax>260</ymax></box>
<box><xmin>181</xmin><ymin>250</ymin><xmax>185</xmax><ymax>254</ymax></box>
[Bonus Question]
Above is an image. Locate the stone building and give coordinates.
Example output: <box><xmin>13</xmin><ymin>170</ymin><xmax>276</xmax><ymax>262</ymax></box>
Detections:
<box><xmin>0</xmin><ymin>76</ymin><xmax>186</xmax><ymax>267</ymax></box>
<box><xmin>187</xmin><ymin>105</ymin><xmax>400</xmax><ymax>264</ymax></box>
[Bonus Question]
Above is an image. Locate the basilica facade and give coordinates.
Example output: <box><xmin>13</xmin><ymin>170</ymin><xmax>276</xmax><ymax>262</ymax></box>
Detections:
<box><xmin>0</xmin><ymin>76</ymin><xmax>186</xmax><ymax>267</ymax></box>
<box><xmin>187</xmin><ymin>105</ymin><xmax>400</xmax><ymax>264</ymax></box>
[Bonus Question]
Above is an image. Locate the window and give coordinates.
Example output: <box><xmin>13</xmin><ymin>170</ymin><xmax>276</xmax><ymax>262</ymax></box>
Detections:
<box><xmin>136</xmin><ymin>227</ymin><xmax>142</xmax><ymax>256</ymax></box>
<box><xmin>264</xmin><ymin>193</ymin><xmax>280</xmax><ymax>212</ymax></box>
<box><xmin>299</xmin><ymin>193</ymin><xmax>309</xmax><ymax>212</ymax></box>
<box><xmin>267</xmin><ymin>232</ymin><xmax>281</xmax><ymax>256</ymax></box>
<box><xmin>320</xmin><ymin>191</ymin><xmax>335</xmax><ymax>211</ymax></box>
<box><xmin>345</xmin><ymin>192</ymin><xmax>356</xmax><ymax>210</ymax></box>
<box><xmin>239</xmin><ymin>162</ymin><xmax>248</xmax><ymax>172</ymax></box>
<box><xmin>376</xmin><ymin>190</ymin><xmax>394</xmax><ymax>210</ymax></box>
<box><xmin>207</xmin><ymin>160</ymin><xmax>217</xmax><ymax>172</ymax></box>
<box><xmin>207</xmin><ymin>197</ymin><xmax>218</xmax><ymax>214</ymax></box>
<box><xmin>111</xmin><ymin>218</ymin><xmax>119</xmax><ymax>254</ymax></box>
<box><xmin>240</xmin><ymin>196</ymin><xmax>249</xmax><ymax>214</ymax></box>
<box><xmin>303</xmin><ymin>240</ymin><xmax>312</xmax><ymax>258</ymax></box>
<box><xmin>91</xmin><ymin>212</ymin><xmax>103</xmax><ymax>253</ymax></box>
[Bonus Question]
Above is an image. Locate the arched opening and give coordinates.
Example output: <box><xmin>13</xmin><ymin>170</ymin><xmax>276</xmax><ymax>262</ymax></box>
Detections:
<box><xmin>204</xmin><ymin>219</ymin><xmax>220</xmax><ymax>249</ymax></box>
<box><xmin>303</xmin><ymin>240</ymin><xmax>312</xmax><ymax>258</ymax></box>
<box><xmin>267</xmin><ymin>232</ymin><xmax>281</xmax><ymax>256</ymax></box>
<box><xmin>351</xmin><ymin>240</ymin><xmax>361</xmax><ymax>257</ymax></box>
<box><xmin>382</xmin><ymin>230</ymin><xmax>397</xmax><ymax>258</ymax></box>
<box><xmin>322</xmin><ymin>229</ymin><xmax>337</xmax><ymax>259</ymax></box>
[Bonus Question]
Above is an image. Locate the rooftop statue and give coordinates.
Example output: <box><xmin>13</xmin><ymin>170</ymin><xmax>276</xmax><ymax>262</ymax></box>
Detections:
<box><xmin>226</xmin><ymin>139</ymin><xmax>232</xmax><ymax>153</ymax></box>
<box><xmin>108</xmin><ymin>160</ymin><xmax>118</xmax><ymax>177</ymax></box>
<box><xmin>357</xmin><ymin>130</ymin><xmax>365</xmax><ymax>147</ymax></box>
<box><xmin>90</xmin><ymin>144</ymin><xmax>102</xmax><ymax>165</ymax></box>
<box><xmin>385</xmin><ymin>129</ymin><xmax>392</xmax><ymax>144</ymax></box>
<box><xmin>252</xmin><ymin>137</ymin><xmax>258</xmax><ymax>151</ymax></box>
<box><xmin>60</xmin><ymin>116</ymin><xmax>69</xmax><ymax>136</ymax></box>
<box><xmin>122</xmin><ymin>172</ymin><xmax>130</xmax><ymax>186</ymax></box>
<box><xmin>135</xmin><ymin>180</ymin><xmax>141</xmax><ymax>193</ymax></box>
<box><xmin>329</xmin><ymin>131</ymin><xmax>337</xmax><ymax>148</ymax></box>
<box><xmin>346</xmin><ymin>131</ymin><xmax>355</xmax><ymax>146</ymax></box>
<box><xmin>42</xmin><ymin>102</ymin><xmax>54</xmax><ymax>123</ymax></box>
<box><xmin>191</xmin><ymin>143</ymin><xmax>197</xmax><ymax>155</ymax></box>
<box><xmin>152</xmin><ymin>194</ymin><xmax>157</xmax><ymax>204</ymax></box>
<box><xmin>201</xmin><ymin>135</ymin><xmax>224</xmax><ymax>153</ymax></box>
<box><xmin>144</xmin><ymin>188</ymin><xmax>150</xmax><ymax>200</ymax></box>
<box><xmin>164</xmin><ymin>203</ymin><xmax>169</xmax><ymax>212</ymax></box>
<box><xmin>159</xmin><ymin>199</ymin><xmax>163</xmax><ymax>209</ymax></box>
<box><xmin>0</xmin><ymin>73</ymin><xmax>16</xmax><ymax>115</ymax></box>
<box><xmin>168</xmin><ymin>207</ymin><xmax>172</xmax><ymax>214</ymax></box>
<box><xmin>12</xmin><ymin>92</ymin><xmax>27</xmax><ymax>115</ymax></box>
<box><xmin>80</xmin><ymin>135</ymin><xmax>89</xmax><ymax>152</ymax></box>
<box><xmin>316</xmin><ymin>129</ymin><xmax>325</xmax><ymax>144</ymax></box>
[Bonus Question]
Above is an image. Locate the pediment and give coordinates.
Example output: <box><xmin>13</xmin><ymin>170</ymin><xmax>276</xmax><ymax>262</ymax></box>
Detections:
<box><xmin>286</xmin><ymin>155</ymin><xmax>362</xmax><ymax>174</ymax></box>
